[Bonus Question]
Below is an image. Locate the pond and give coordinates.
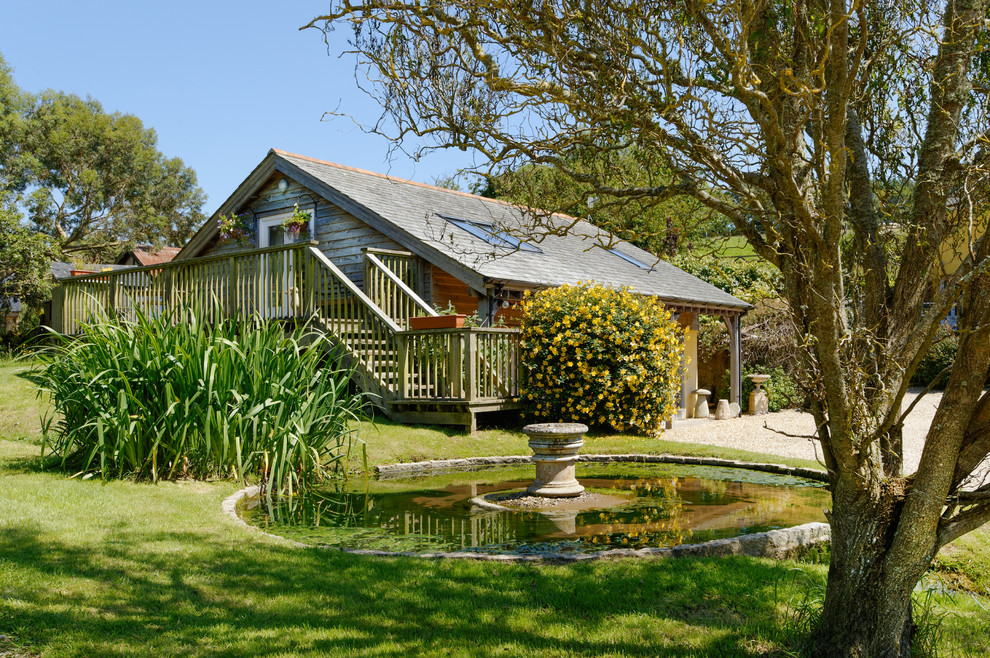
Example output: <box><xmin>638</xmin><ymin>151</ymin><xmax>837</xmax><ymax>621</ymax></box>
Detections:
<box><xmin>238</xmin><ymin>463</ymin><xmax>830</xmax><ymax>555</ymax></box>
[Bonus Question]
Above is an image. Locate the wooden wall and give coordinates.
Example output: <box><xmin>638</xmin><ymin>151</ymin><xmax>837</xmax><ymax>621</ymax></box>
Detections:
<box><xmin>431</xmin><ymin>264</ymin><xmax>478</xmax><ymax>316</ymax></box>
<box><xmin>494</xmin><ymin>301</ymin><xmax>523</xmax><ymax>326</ymax></box>
<box><xmin>199</xmin><ymin>174</ymin><xmax>404</xmax><ymax>289</ymax></box>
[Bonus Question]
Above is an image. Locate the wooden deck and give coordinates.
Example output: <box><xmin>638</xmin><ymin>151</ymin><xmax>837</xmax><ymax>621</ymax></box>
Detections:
<box><xmin>50</xmin><ymin>241</ymin><xmax>522</xmax><ymax>431</ymax></box>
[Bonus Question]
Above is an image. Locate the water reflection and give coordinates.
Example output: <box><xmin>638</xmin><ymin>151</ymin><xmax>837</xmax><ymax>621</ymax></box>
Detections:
<box><xmin>240</xmin><ymin>465</ymin><xmax>830</xmax><ymax>554</ymax></box>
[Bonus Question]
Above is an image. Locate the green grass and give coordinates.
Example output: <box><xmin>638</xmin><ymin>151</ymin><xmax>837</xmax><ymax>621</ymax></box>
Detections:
<box><xmin>0</xmin><ymin>438</ymin><xmax>819</xmax><ymax>657</ymax></box>
<box><xmin>696</xmin><ymin>235</ymin><xmax>758</xmax><ymax>260</ymax></box>
<box><xmin>2</xmin><ymin>362</ymin><xmax>988</xmax><ymax>656</ymax></box>
<box><xmin>0</xmin><ymin>358</ymin><xmax>44</xmax><ymax>440</ymax></box>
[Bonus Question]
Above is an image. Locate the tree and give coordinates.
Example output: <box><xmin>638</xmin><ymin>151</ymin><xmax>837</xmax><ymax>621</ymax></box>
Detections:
<box><xmin>0</xmin><ymin>51</ymin><xmax>205</xmax><ymax>266</ymax></box>
<box><xmin>477</xmin><ymin>147</ymin><xmax>731</xmax><ymax>254</ymax></box>
<box><xmin>307</xmin><ymin>2</ymin><xmax>990</xmax><ymax>655</ymax></box>
<box><xmin>14</xmin><ymin>91</ymin><xmax>205</xmax><ymax>261</ymax></box>
<box><xmin>0</xmin><ymin>192</ymin><xmax>51</xmax><ymax>310</ymax></box>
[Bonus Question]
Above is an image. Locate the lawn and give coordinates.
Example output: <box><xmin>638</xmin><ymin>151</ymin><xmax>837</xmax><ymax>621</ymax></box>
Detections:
<box><xmin>694</xmin><ymin>235</ymin><xmax>758</xmax><ymax>260</ymax></box>
<box><xmin>1</xmin><ymin>362</ymin><xmax>987</xmax><ymax>656</ymax></box>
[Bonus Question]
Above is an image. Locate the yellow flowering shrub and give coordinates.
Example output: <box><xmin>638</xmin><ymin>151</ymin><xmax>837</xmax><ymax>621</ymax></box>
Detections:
<box><xmin>519</xmin><ymin>283</ymin><xmax>685</xmax><ymax>436</ymax></box>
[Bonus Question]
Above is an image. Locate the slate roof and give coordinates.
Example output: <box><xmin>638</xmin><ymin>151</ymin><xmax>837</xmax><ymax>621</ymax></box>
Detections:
<box><xmin>184</xmin><ymin>149</ymin><xmax>750</xmax><ymax>312</ymax></box>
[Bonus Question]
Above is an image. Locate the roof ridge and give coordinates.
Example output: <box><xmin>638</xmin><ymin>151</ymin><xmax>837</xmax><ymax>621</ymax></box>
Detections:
<box><xmin>271</xmin><ymin>148</ymin><xmax>575</xmax><ymax>221</ymax></box>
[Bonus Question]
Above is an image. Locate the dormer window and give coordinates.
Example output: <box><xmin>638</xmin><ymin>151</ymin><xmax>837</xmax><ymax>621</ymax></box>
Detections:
<box><xmin>441</xmin><ymin>215</ymin><xmax>542</xmax><ymax>253</ymax></box>
<box><xmin>609</xmin><ymin>248</ymin><xmax>653</xmax><ymax>270</ymax></box>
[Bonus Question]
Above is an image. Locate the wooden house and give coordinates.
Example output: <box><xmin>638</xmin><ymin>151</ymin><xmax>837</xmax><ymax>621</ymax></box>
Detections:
<box><xmin>52</xmin><ymin>149</ymin><xmax>750</xmax><ymax>431</ymax></box>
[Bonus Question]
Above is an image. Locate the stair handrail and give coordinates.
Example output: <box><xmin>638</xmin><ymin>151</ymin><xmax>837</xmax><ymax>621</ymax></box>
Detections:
<box><xmin>364</xmin><ymin>251</ymin><xmax>437</xmax><ymax>325</ymax></box>
<box><xmin>306</xmin><ymin>246</ymin><xmax>402</xmax><ymax>333</ymax></box>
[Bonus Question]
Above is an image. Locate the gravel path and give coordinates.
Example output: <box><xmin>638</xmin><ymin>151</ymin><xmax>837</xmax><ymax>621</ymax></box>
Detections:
<box><xmin>665</xmin><ymin>389</ymin><xmax>948</xmax><ymax>476</ymax></box>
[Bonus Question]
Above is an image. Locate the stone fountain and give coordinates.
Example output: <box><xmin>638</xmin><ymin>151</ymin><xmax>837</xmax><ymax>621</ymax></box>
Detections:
<box><xmin>522</xmin><ymin>422</ymin><xmax>587</xmax><ymax>497</ymax></box>
<box><xmin>747</xmin><ymin>374</ymin><xmax>771</xmax><ymax>415</ymax></box>
<box><xmin>470</xmin><ymin>422</ymin><xmax>632</xmax><ymax>529</ymax></box>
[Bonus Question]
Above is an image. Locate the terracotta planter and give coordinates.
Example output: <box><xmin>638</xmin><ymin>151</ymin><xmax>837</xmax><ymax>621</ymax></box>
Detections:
<box><xmin>70</xmin><ymin>270</ymin><xmax>97</xmax><ymax>277</ymax></box>
<box><xmin>409</xmin><ymin>314</ymin><xmax>466</xmax><ymax>330</ymax></box>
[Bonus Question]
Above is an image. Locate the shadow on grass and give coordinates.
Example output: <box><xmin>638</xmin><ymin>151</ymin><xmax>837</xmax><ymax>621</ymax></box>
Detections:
<box><xmin>0</xmin><ymin>454</ymin><xmax>47</xmax><ymax>476</ymax></box>
<box><xmin>0</xmin><ymin>519</ymin><xmax>810</xmax><ymax>657</ymax></box>
<box><xmin>12</xmin><ymin>366</ymin><xmax>45</xmax><ymax>387</ymax></box>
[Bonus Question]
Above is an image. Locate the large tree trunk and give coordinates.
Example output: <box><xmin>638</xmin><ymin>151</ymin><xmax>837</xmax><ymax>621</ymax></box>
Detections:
<box><xmin>811</xmin><ymin>473</ymin><xmax>932</xmax><ymax>657</ymax></box>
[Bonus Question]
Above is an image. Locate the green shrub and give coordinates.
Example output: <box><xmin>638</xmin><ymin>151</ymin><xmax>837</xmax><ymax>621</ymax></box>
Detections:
<box><xmin>668</xmin><ymin>254</ymin><xmax>782</xmax><ymax>305</ymax></box>
<box><xmin>720</xmin><ymin>365</ymin><xmax>800</xmax><ymax>413</ymax></box>
<box><xmin>37</xmin><ymin>306</ymin><xmax>362</xmax><ymax>500</ymax></box>
<box><xmin>519</xmin><ymin>283</ymin><xmax>684</xmax><ymax>436</ymax></box>
<box><xmin>911</xmin><ymin>327</ymin><xmax>958</xmax><ymax>389</ymax></box>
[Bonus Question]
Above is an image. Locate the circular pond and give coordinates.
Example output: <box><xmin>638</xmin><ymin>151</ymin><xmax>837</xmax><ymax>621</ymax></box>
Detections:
<box><xmin>238</xmin><ymin>462</ymin><xmax>830</xmax><ymax>555</ymax></box>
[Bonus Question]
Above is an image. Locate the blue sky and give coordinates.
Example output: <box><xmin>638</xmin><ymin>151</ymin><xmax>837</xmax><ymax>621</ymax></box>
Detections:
<box><xmin>0</xmin><ymin>0</ymin><xmax>477</xmax><ymax>211</ymax></box>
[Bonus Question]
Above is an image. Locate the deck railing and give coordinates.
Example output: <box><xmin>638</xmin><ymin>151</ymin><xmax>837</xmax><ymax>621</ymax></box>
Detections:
<box><xmin>51</xmin><ymin>242</ymin><xmax>521</xmax><ymax>406</ymax></box>
<box><xmin>397</xmin><ymin>327</ymin><xmax>521</xmax><ymax>401</ymax></box>
<box><xmin>51</xmin><ymin>242</ymin><xmax>310</xmax><ymax>335</ymax></box>
<box><xmin>363</xmin><ymin>250</ymin><xmax>437</xmax><ymax>329</ymax></box>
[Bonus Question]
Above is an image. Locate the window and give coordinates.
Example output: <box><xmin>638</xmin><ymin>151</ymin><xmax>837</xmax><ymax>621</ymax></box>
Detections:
<box><xmin>608</xmin><ymin>248</ymin><xmax>653</xmax><ymax>270</ymax></box>
<box><xmin>441</xmin><ymin>215</ymin><xmax>542</xmax><ymax>253</ymax></box>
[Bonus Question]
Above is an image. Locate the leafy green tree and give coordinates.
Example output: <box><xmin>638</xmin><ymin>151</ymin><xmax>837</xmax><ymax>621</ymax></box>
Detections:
<box><xmin>0</xmin><ymin>50</ymin><xmax>204</xmax><ymax>320</ymax></box>
<box><xmin>309</xmin><ymin>2</ymin><xmax>990</xmax><ymax>654</ymax></box>
<box><xmin>477</xmin><ymin>148</ymin><xmax>731</xmax><ymax>254</ymax></box>
<box><xmin>0</xmin><ymin>192</ymin><xmax>51</xmax><ymax>309</ymax></box>
<box><xmin>13</xmin><ymin>91</ymin><xmax>204</xmax><ymax>261</ymax></box>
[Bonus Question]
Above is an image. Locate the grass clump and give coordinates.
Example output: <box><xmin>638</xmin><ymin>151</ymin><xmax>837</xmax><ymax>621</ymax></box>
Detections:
<box><xmin>36</xmin><ymin>306</ymin><xmax>362</xmax><ymax>499</ymax></box>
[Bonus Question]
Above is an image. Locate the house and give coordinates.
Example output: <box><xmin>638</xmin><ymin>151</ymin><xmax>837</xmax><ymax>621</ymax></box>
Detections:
<box><xmin>55</xmin><ymin>149</ymin><xmax>751</xmax><ymax>431</ymax></box>
<box><xmin>116</xmin><ymin>245</ymin><xmax>181</xmax><ymax>268</ymax></box>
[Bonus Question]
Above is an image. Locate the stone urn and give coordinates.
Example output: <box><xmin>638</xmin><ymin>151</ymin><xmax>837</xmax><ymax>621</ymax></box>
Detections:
<box><xmin>747</xmin><ymin>374</ymin><xmax>771</xmax><ymax>415</ymax></box>
<box><xmin>522</xmin><ymin>423</ymin><xmax>587</xmax><ymax>497</ymax></box>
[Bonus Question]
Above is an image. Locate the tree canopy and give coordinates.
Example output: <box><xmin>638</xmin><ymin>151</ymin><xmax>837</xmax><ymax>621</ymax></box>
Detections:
<box><xmin>0</xmin><ymin>51</ymin><xmax>204</xmax><ymax>315</ymax></box>
<box><xmin>308</xmin><ymin>2</ymin><xmax>990</xmax><ymax>655</ymax></box>
<box><xmin>475</xmin><ymin>147</ymin><xmax>732</xmax><ymax>254</ymax></box>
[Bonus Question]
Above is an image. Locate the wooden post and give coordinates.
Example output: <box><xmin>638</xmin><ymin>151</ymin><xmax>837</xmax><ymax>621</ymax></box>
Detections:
<box><xmin>465</xmin><ymin>329</ymin><xmax>478</xmax><ymax>402</ymax></box>
<box><xmin>165</xmin><ymin>268</ymin><xmax>175</xmax><ymax>317</ymax></box>
<box><xmin>108</xmin><ymin>275</ymin><xmax>118</xmax><ymax>319</ymax></box>
<box><xmin>725</xmin><ymin>314</ymin><xmax>743</xmax><ymax>407</ymax></box>
<box><xmin>397</xmin><ymin>333</ymin><xmax>410</xmax><ymax>399</ymax></box>
<box><xmin>449</xmin><ymin>330</ymin><xmax>464</xmax><ymax>398</ymax></box>
<box><xmin>227</xmin><ymin>258</ymin><xmax>238</xmax><ymax>319</ymax></box>
<box><xmin>52</xmin><ymin>286</ymin><xmax>64</xmax><ymax>334</ymax></box>
<box><xmin>305</xmin><ymin>247</ymin><xmax>316</xmax><ymax>318</ymax></box>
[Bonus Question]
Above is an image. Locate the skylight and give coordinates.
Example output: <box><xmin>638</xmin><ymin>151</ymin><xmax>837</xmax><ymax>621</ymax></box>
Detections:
<box><xmin>441</xmin><ymin>215</ymin><xmax>542</xmax><ymax>253</ymax></box>
<box><xmin>609</xmin><ymin>248</ymin><xmax>653</xmax><ymax>270</ymax></box>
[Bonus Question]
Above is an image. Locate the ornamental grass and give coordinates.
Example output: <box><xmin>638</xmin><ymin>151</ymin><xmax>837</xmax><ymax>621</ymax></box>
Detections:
<box><xmin>36</xmin><ymin>304</ymin><xmax>362</xmax><ymax>501</ymax></box>
<box><xmin>520</xmin><ymin>283</ymin><xmax>684</xmax><ymax>436</ymax></box>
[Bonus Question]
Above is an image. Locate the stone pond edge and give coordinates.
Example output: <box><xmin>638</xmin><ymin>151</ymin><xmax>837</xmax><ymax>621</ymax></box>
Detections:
<box><xmin>221</xmin><ymin>454</ymin><xmax>831</xmax><ymax>562</ymax></box>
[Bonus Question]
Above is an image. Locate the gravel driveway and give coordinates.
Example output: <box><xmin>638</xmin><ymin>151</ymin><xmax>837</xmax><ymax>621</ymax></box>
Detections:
<box><xmin>665</xmin><ymin>389</ymin><xmax>971</xmax><ymax>479</ymax></box>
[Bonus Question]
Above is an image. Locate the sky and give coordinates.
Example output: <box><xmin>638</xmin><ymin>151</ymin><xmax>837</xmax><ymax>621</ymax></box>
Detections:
<box><xmin>0</xmin><ymin>0</ymin><xmax>477</xmax><ymax>211</ymax></box>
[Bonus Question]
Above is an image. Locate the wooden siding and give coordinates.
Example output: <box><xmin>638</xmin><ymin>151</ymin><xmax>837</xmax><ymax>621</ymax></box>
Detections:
<box><xmin>199</xmin><ymin>174</ymin><xmax>403</xmax><ymax>288</ymax></box>
<box><xmin>494</xmin><ymin>301</ymin><xmax>523</xmax><ymax>326</ymax></box>
<box><xmin>431</xmin><ymin>264</ymin><xmax>478</xmax><ymax>315</ymax></box>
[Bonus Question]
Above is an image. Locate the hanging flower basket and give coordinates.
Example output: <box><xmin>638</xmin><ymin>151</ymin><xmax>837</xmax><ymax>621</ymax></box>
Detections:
<box><xmin>282</xmin><ymin>204</ymin><xmax>311</xmax><ymax>239</ymax></box>
<box><xmin>410</xmin><ymin>314</ymin><xmax>466</xmax><ymax>330</ymax></box>
<box><xmin>217</xmin><ymin>212</ymin><xmax>254</xmax><ymax>247</ymax></box>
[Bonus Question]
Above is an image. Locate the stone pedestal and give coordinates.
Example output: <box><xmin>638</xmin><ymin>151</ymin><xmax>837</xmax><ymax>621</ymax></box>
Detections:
<box><xmin>749</xmin><ymin>390</ymin><xmax>769</xmax><ymax>415</ymax></box>
<box><xmin>523</xmin><ymin>423</ymin><xmax>587</xmax><ymax>497</ymax></box>
<box><xmin>715</xmin><ymin>399</ymin><xmax>732</xmax><ymax>419</ymax></box>
<box><xmin>747</xmin><ymin>374</ymin><xmax>771</xmax><ymax>415</ymax></box>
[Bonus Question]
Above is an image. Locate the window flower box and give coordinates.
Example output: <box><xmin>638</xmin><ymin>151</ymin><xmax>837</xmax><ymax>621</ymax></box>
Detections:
<box><xmin>409</xmin><ymin>314</ymin><xmax>466</xmax><ymax>330</ymax></box>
